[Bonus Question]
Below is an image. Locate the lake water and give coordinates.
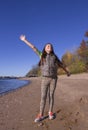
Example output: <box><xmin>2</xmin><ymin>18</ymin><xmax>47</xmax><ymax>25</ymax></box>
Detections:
<box><xmin>0</xmin><ymin>79</ymin><xmax>30</xmax><ymax>95</ymax></box>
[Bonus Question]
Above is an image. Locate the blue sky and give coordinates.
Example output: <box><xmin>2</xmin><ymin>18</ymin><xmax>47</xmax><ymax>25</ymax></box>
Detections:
<box><xmin>0</xmin><ymin>0</ymin><xmax>88</xmax><ymax>77</ymax></box>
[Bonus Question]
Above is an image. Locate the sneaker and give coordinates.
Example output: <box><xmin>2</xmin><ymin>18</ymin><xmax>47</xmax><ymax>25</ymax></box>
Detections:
<box><xmin>34</xmin><ymin>114</ymin><xmax>44</xmax><ymax>123</ymax></box>
<box><xmin>49</xmin><ymin>112</ymin><xmax>54</xmax><ymax>120</ymax></box>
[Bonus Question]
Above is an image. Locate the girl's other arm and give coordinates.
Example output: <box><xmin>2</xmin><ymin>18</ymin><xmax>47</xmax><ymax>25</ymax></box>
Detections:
<box><xmin>56</xmin><ymin>57</ymin><xmax>71</xmax><ymax>76</ymax></box>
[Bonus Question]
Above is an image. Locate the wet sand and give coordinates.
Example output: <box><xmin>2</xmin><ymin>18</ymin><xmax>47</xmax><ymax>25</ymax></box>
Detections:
<box><xmin>0</xmin><ymin>73</ymin><xmax>88</xmax><ymax>130</ymax></box>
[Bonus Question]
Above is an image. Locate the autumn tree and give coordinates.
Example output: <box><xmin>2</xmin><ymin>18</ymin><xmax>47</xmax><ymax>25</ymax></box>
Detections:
<box><xmin>84</xmin><ymin>31</ymin><xmax>88</xmax><ymax>71</ymax></box>
<box><xmin>77</xmin><ymin>40</ymin><xmax>88</xmax><ymax>62</ymax></box>
<box><xmin>61</xmin><ymin>51</ymin><xmax>74</xmax><ymax>66</ymax></box>
<box><xmin>77</xmin><ymin>36</ymin><xmax>88</xmax><ymax>71</ymax></box>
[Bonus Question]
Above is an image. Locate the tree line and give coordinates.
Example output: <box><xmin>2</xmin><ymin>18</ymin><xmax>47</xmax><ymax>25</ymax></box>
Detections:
<box><xmin>26</xmin><ymin>31</ymin><xmax>88</xmax><ymax>77</ymax></box>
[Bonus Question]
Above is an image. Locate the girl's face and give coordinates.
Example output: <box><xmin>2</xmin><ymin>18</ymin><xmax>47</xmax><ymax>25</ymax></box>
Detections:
<box><xmin>45</xmin><ymin>44</ymin><xmax>52</xmax><ymax>54</ymax></box>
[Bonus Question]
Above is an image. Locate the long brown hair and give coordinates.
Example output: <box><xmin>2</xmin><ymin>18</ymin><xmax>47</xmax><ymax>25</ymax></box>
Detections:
<box><xmin>39</xmin><ymin>43</ymin><xmax>55</xmax><ymax>66</ymax></box>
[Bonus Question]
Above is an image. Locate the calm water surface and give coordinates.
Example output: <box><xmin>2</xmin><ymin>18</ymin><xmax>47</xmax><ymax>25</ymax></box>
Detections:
<box><xmin>0</xmin><ymin>79</ymin><xmax>30</xmax><ymax>95</ymax></box>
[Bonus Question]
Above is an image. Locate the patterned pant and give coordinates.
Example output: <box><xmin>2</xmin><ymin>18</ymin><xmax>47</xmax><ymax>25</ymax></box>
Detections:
<box><xmin>40</xmin><ymin>77</ymin><xmax>57</xmax><ymax>115</ymax></box>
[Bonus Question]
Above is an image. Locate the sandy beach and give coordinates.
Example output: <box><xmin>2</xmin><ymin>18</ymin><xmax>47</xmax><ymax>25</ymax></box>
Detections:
<box><xmin>0</xmin><ymin>73</ymin><xmax>88</xmax><ymax>130</ymax></box>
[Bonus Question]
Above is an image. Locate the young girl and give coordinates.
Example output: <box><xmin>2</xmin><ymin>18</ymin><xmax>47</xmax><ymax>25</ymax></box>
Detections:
<box><xmin>20</xmin><ymin>35</ymin><xmax>70</xmax><ymax>122</ymax></box>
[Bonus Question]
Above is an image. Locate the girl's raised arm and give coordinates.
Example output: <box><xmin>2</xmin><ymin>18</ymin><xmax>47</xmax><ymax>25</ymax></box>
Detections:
<box><xmin>20</xmin><ymin>35</ymin><xmax>39</xmax><ymax>55</ymax></box>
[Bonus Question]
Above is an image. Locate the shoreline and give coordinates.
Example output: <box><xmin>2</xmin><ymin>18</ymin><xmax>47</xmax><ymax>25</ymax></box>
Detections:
<box><xmin>0</xmin><ymin>73</ymin><xmax>88</xmax><ymax>96</ymax></box>
<box><xmin>0</xmin><ymin>78</ymin><xmax>31</xmax><ymax>97</ymax></box>
<box><xmin>0</xmin><ymin>73</ymin><xmax>88</xmax><ymax>130</ymax></box>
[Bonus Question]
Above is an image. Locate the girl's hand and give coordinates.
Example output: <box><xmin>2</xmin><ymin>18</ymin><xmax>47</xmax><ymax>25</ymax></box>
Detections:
<box><xmin>20</xmin><ymin>35</ymin><xmax>26</xmax><ymax>41</ymax></box>
<box><xmin>67</xmin><ymin>71</ymin><xmax>71</xmax><ymax>76</ymax></box>
<box><xmin>65</xmin><ymin>67</ymin><xmax>71</xmax><ymax>76</ymax></box>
